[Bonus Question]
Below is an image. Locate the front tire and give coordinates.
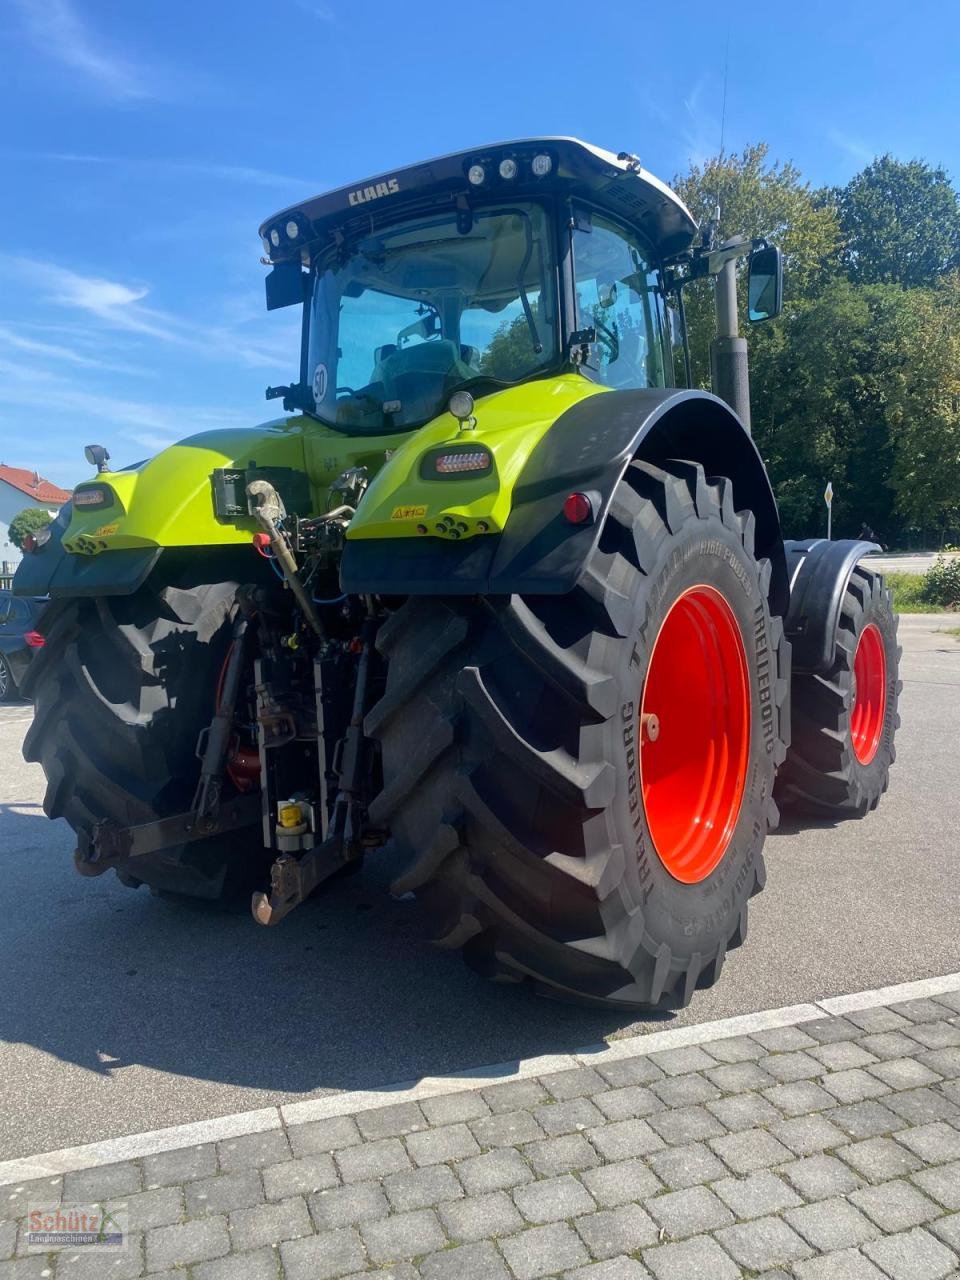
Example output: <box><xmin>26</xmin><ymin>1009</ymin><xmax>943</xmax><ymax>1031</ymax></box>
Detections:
<box><xmin>22</xmin><ymin>578</ymin><xmax>265</xmax><ymax>898</ymax></box>
<box><xmin>366</xmin><ymin>460</ymin><xmax>790</xmax><ymax>1009</ymax></box>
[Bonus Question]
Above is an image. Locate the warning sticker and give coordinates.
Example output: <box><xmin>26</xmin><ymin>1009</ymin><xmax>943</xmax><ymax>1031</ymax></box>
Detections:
<box><xmin>92</xmin><ymin>523</ymin><xmax>119</xmax><ymax>537</ymax></box>
<box><xmin>390</xmin><ymin>505</ymin><xmax>427</xmax><ymax>520</ymax></box>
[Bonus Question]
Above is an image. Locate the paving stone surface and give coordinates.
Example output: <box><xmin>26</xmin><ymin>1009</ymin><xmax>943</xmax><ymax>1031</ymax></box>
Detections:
<box><xmin>4</xmin><ymin>991</ymin><xmax>960</xmax><ymax>1277</ymax></box>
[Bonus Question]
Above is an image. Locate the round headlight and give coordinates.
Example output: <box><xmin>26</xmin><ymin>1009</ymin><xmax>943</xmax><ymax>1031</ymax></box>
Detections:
<box><xmin>531</xmin><ymin>153</ymin><xmax>553</xmax><ymax>178</ymax></box>
<box><xmin>498</xmin><ymin>157</ymin><xmax>518</xmax><ymax>180</ymax></box>
<box><xmin>269</xmin><ymin>228</ymin><xmax>281</xmax><ymax>247</ymax></box>
<box><xmin>448</xmin><ymin>390</ymin><xmax>475</xmax><ymax>422</ymax></box>
<box><xmin>467</xmin><ymin>163</ymin><xmax>486</xmax><ymax>186</ymax></box>
<box><xmin>285</xmin><ymin>220</ymin><xmax>299</xmax><ymax>239</ymax></box>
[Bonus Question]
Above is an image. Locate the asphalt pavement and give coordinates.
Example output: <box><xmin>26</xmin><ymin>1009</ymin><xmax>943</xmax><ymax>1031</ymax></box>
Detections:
<box><xmin>0</xmin><ymin>615</ymin><xmax>958</xmax><ymax>1162</ymax></box>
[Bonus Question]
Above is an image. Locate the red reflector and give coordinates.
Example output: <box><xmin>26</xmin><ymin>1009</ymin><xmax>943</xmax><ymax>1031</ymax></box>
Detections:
<box><xmin>24</xmin><ymin>630</ymin><xmax>45</xmax><ymax>649</ymax></box>
<box><xmin>22</xmin><ymin>533</ymin><xmax>37</xmax><ymax>552</ymax></box>
<box><xmin>563</xmin><ymin>492</ymin><xmax>593</xmax><ymax>525</ymax></box>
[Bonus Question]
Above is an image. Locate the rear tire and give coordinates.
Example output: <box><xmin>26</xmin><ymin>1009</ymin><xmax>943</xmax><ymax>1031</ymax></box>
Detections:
<box><xmin>22</xmin><ymin>579</ymin><xmax>266</xmax><ymax>898</ymax></box>
<box><xmin>776</xmin><ymin>563</ymin><xmax>900</xmax><ymax>816</ymax></box>
<box><xmin>366</xmin><ymin>460</ymin><xmax>790</xmax><ymax>1009</ymax></box>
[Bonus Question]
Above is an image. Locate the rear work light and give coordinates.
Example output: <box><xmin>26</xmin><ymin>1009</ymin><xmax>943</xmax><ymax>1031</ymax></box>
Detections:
<box><xmin>72</xmin><ymin>485</ymin><xmax>110</xmax><ymax>508</ymax></box>
<box><xmin>421</xmin><ymin>447</ymin><xmax>493</xmax><ymax>479</ymax></box>
<box><xmin>24</xmin><ymin>630</ymin><xmax>45</xmax><ymax>649</ymax></box>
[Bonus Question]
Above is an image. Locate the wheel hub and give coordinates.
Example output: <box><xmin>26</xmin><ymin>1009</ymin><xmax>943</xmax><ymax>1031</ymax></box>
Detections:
<box><xmin>851</xmin><ymin>622</ymin><xmax>886</xmax><ymax>765</ymax></box>
<box><xmin>639</xmin><ymin>585</ymin><xmax>751</xmax><ymax>884</ymax></box>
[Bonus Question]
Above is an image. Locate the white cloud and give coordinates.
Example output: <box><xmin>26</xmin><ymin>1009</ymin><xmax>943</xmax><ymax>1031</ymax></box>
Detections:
<box><xmin>0</xmin><ymin>324</ymin><xmax>148</xmax><ymax>375</ymax></box>
<box><xmin>11</xmin><ymin>0</ymin><xmax>204</xmax><ymax>102</ymax></box>
<box><xmin>826</xmin><ymin>129</ymin><xmax>877</xmax><ymax>168</ymax></box>
<box><xmin>0</xmin><ymin>255</ymin><xmax>296</xmax><ymax>370</ymax></box>
<box><xmin>14</xmin><ymin>150</ymin><xmax>315</xmax><ymax>190</ymax></box>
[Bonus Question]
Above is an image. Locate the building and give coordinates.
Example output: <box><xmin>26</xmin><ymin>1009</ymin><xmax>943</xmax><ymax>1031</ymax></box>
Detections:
<box><xmin>0</xmin><ymin>464</ymin><xmax>72</xmax><ymax>576</ymax></box>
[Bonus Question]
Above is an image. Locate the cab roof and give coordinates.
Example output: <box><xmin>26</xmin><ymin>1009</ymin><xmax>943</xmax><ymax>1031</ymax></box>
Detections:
<box><xmin>259</xmin><ymin>137</ymin><xmax>699</xmax><ymax>264</ymax></box>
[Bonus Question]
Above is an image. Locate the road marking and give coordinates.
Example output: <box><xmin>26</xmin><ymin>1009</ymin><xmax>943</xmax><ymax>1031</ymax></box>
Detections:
<box><xmin>1</xmin><ymin>971</ymin><xmax>958</xmax><ymax>1189</ymax></box>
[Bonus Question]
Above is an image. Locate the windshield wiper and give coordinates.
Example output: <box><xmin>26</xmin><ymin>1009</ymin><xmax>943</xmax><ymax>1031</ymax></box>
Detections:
<box><xmin>512</xmin><ymin>209</ymin><xmax>543</xmax><ymax>355</ymax></box>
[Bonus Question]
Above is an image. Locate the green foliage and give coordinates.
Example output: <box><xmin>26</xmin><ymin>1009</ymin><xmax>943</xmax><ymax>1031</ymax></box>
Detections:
<box><xmin>837</xmin><ymin>156</ymin><xmax>960</xmax><ymax>287</ymax></box>
<box><xmin>884</xmin><ymin>571</ymin><xmax>932</xmax><ymax>612</ymax></box>
<box><xmin>8</xmin><ymin>507</ymin><xmax>53</xmax><ymax>551</ymax></box>
<box><xmin>671</xmin><ymin>144</ymin><xmax>841</xmax><ymax>387</ymax></box>
<box><xmin>920</xmin><ymin>555</ymin><xmax>960</xmax><ymax>609</ymax></box>
<box><xmin>673</xmin><ymin>144</ymin><xmax>960</xmax><ymax>543</ymax></box>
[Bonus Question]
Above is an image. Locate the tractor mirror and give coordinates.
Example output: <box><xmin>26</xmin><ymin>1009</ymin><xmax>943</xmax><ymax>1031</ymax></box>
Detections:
<box><xmin>747</xmin><ymin>245</ymin><xmax>783</xmax><ymax>323</ymax></box>
<box><xmin>265</xmin><ymin>261</ymin><xmax>307</xmax><ymax>311</ymax></box>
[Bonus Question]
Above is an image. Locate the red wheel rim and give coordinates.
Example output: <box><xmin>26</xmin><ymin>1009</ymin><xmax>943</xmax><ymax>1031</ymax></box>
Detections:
<box><xmin>851</xmin><ymin>622</ymin><xmax>886</xmax><ymax>765</ymax></box>
<box><xmin>639</xmin><ymin>585</ymin><xmax>751</xmax><ymax>884</ymax></box>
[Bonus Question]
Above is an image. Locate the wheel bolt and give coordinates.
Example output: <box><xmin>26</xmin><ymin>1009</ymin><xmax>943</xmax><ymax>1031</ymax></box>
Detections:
<box><xmin>642</xmin><ymin>713</ymin><xmax>660</xmax><ymax>743</ymax></box>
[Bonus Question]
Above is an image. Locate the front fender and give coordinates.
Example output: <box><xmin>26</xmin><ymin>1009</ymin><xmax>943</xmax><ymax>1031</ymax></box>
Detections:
<box><xmin>784</xmin><ymin>538</ymin><xmax>881</xmax><ymax>672</ymax></box>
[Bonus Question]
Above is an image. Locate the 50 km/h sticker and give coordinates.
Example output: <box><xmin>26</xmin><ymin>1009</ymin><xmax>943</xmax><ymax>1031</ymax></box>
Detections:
<box><xmin>391</xmin><ymin>505</ymin><xmax>427</xmax><ymax>520</ymax></box>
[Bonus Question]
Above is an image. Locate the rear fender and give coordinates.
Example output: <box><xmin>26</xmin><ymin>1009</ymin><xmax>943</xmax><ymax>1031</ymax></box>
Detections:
<box><xmin>341</xmin><ymin>388</ymin><xmax>788</xmax><ymax>614</ymax></box>
<box><xmin>783</xmin><ymin>538</ymin><xmax>881</xmax><ymax>673</ymax></box>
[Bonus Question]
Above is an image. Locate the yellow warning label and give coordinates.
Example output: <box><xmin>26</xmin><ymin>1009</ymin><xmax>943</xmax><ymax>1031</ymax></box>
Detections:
<box><xmin>390</xmin><ymin>505</ymin><xmax>427</xmax><ymax>520</ymax></box>
<box><xmin>92</xmin><ymin>523</ymin><xmax>119</xmax><ymax>537</ymax></box>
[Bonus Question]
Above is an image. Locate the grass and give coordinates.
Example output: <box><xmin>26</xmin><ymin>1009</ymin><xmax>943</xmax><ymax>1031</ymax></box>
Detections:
<box><xmin>884</xmin><ymin>571</ymin><xmax>944</xmax><ymax>613</ymax></box>
<box><xmin>938</xmin><ymin>627</ymin><xmax>960</xmax><ymax>640</ymax></box>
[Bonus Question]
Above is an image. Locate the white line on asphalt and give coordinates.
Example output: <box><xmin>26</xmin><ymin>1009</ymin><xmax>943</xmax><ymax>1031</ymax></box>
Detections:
<box><xmin>2</xmin><ymin>970</ymin><xmax>958</xmax><ymax>1189</ymax></box>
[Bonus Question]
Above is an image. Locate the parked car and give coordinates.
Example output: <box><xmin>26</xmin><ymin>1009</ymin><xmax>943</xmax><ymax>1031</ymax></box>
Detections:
<box><xmin>0</xmin><ymin>592</ymin><xmax>46</xmax><ymax>700</ymax></box>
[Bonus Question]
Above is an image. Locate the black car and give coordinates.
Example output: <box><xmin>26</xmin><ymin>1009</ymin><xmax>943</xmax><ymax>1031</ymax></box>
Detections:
<box><xmin>0</xmin><ymin>591</ymin><xmax>47</xmax><ymax>701</ymax></box>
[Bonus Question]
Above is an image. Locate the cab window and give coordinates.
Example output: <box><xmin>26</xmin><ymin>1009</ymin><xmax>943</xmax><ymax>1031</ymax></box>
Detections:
<box><xmin>571</xmin><ymin>212</ymin><xmax>667</xmax><ymax>389</ymax></box>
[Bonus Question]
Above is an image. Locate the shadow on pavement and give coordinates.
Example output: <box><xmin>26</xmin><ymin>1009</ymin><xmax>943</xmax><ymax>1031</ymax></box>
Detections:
<box><xmin>0</xmin><ymin>803</ymin><xmax>667</xmax><ymax>1100</ymax></box>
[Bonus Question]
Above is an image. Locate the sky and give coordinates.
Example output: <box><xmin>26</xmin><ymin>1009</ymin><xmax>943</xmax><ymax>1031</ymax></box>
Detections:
<box><xmin>1</xmin><ymin>0</ymin><xmax>959</xmax><ymax>490</ymax></box>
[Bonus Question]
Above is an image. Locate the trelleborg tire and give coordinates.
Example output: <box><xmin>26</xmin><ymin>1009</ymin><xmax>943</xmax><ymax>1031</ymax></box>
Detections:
<box><xmin>366</xmin><ymin>460</ymin><xmax>790</xmax><ymax>1009</ymax></box>
<box><xmin>21</xmin><ymin>579</ymin><xmax>266</xmax><ymax>898</ymax></box>
<box><xmin>775</xmin><ymin>563</ymin><xmax>900</xmax><ymax>817</ymax></box>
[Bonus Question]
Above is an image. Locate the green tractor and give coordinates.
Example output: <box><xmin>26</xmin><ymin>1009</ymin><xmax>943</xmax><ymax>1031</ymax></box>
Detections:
<box><xmin>16</xmin><ymin>139</ymin><xmax>900</xmax><ymax>1009</ymax></box>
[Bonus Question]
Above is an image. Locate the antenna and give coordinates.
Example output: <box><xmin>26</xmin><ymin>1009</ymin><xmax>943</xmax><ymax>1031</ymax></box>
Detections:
<box><xmin>715</xmin><ymin>29</ymin><xmax>731</xmax><ymax>235</ymax></box>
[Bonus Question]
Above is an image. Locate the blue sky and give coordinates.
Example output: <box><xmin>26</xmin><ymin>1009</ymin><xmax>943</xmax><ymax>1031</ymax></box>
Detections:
<box><xmin>2</xmin><ymin>0</ymin><xmax>958</xmax><ymax>489</ymax></box>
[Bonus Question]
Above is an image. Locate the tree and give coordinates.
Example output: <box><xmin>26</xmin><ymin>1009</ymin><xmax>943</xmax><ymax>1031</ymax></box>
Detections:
<box><xmin>8</xmin><ymin>507</ymin><xmax>53</xmax><ymax>551</ymax></box>
<box><xmin>837</xmin><ymin>156</ymin><xmax>960</xmax><ymax>288</ymax></box>
<box><xmin>671</xmin><ymin>144</ymin><xmax>842</xmax><ymax>386</ymax></box>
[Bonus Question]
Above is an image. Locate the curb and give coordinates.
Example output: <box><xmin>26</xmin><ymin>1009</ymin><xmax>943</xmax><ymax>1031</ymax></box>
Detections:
<box><xmin>3</xmin><ymin>970</ymin><xmax>959</xmax><ymax>1189</ymax></box>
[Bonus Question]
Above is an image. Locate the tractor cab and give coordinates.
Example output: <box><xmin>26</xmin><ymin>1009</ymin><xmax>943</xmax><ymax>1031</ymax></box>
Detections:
<box><xmin>260</xmin><ymin>139</ymin><xmax>700</xmax><ymax>434</ymax></box>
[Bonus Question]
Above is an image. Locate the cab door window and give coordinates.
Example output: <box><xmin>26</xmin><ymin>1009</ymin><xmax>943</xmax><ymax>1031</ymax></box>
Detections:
<box><xmin>571</xmin><ymin>211</ymin><xmax>667</xmax><ymax>388</ymax></box>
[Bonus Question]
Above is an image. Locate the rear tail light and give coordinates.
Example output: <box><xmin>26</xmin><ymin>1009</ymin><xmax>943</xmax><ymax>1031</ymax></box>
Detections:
<box><xmin>73</xmin><ymin>485</ymin><xmax>111</xmax><ymax>508</ymax></box>
<box><xmin>24</xmin><ymin>630</ymin><xmax>45</xmax><ymax>649</ymax></box>
<box><xmin>421</xmin><ymin>447</ymin><xmax>493</xmax><ymax>478</ymax></box>
<box><xmin>436</xmin><ymin>452</ymin><xmax>490</xmax><ymax>474</ymax></box>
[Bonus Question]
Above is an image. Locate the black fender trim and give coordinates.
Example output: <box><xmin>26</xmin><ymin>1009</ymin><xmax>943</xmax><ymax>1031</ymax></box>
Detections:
<box><xmin>783</xmin><ymin>538</ymin><xmax>881</xmax><ymax>673</ymax></box>
<box><xmin>13</xmin><ymin>502</ymin><xmax>162</xmax><ymax>598</ymax></box>
<box><xmin>341</xmin><ymin>388</ymin><xmax>787</xmax><ymax>612</ymax></box>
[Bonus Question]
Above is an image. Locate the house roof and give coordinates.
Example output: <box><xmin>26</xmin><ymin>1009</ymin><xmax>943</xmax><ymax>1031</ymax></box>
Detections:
<box><xmin>0</xmin><ymin>464</ymin><xmax>72</xmax><ymax>506</ymax></box>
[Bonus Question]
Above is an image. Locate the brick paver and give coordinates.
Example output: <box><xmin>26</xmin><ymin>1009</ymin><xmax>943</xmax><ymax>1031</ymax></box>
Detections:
<box><xmin>3</xmin><ymin>989</ymin><xmax>960</xmax><ymax>1278</ymax></box>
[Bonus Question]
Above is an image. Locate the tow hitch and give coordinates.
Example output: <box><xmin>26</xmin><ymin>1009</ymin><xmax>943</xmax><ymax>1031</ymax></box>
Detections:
<box><xmin>250</xmin><ymin>609</ymin><xmax>381</xmax><ymax>926</ymax></box>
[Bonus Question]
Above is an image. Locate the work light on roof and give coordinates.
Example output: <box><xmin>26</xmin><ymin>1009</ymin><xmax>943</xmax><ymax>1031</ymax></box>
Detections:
<box><xmin>285</xmin><ymin>220</ymin><xmax>300</xmax><ymax>239</ymax></box>
<box><xmin>467</xmin><ymin>163</ymin><xmax>486</xmax><ymax>186</ymax></box>
<box><xmin>531</xmin><ymin>153</ymin><xmax>553</xmax><ymax>177</ymax></box>
<box><xmin>269</xmin><ymin>228</ymin><xmax>281</xmax><ymax>247</ymax></box>
<box><xmin>498</xmin><ymin>157</ymin><xmax>518</xmax><ymax>180</ymax></box>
